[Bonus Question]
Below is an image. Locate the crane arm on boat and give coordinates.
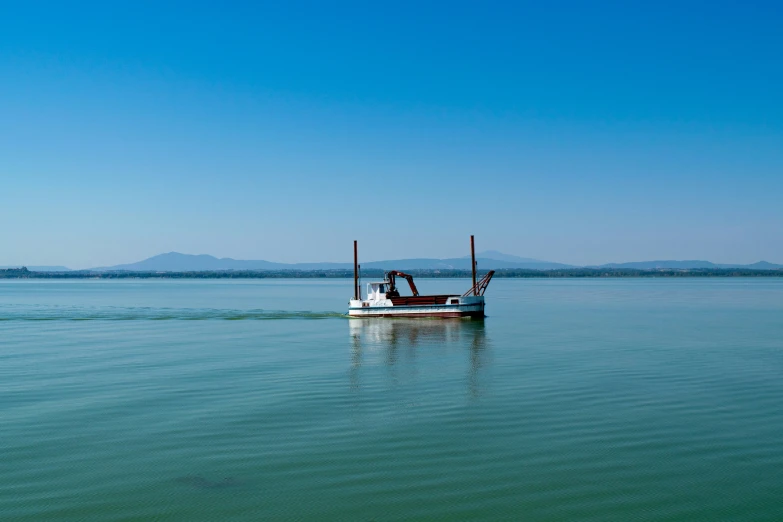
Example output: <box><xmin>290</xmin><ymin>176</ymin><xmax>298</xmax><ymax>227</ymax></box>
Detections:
<box><xmin>386</xmin><ymin>270</ymin><xmax>419</xmax><ymax>297</ymax></box>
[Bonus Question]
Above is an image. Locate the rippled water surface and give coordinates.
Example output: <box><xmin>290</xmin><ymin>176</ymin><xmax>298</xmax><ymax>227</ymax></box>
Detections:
<box><xmin>2</xmin><ymin>278</ymin><xmax>782</xmax><ymax>521</ymax></box>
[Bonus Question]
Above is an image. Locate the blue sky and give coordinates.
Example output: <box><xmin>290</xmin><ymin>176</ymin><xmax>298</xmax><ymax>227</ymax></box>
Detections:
<box><xmin>1</xmin><ymin>1</ymin><xmax>781</xmax><ymax>268</ymax></box>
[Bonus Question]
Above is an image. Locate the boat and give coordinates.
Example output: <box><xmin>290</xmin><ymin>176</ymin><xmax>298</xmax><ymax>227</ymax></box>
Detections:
<box><xmin>348</xmin><ymin>236</ymin><xmax>495</xmax><ymax>318</ymax></box>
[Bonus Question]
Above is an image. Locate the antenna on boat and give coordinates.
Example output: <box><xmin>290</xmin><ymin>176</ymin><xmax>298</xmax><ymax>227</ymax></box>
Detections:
<box><xmin>471</xmin><ymin>235</ymin><xmax>477</xmax><ymax>296</ymax></box>
<box><xmin>353</xmin><ymin>240</ymin><xmax>360</xmax><ymax>301</ymax></box>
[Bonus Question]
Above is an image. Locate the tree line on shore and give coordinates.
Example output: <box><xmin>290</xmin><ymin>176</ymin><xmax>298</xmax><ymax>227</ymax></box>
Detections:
<box><xmin>1</xmin><ymin>266</ymin><xmax>781</xmax><ymax>279</ymax></box>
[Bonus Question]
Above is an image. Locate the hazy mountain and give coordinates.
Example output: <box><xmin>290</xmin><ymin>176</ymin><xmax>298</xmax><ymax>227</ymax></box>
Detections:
<box><xmin>742</xmin><ymin>261</ymin><xmax>783</xmax><ymax>269</ymax></box>
<box><xmin>597</xmin><ymin>260</ymin><xmax>718</xmax><ymax>269</ymax></box>
<box><xmin>468</xmin><ymin>250</ymin><xmax>551</xmax><ymax>264</ymax></box>
<box><xmin>596</xmin><ymin>260</ymin><xmax>783</xmax><ymax>270</ymax></box>
<box><xmin>0</xmin><ymin>265</ymin><xmax>71</xmax><ymax>272</ymax></box>
<box><xmin>91</xmin><ymin>253</ymin><xmax>783</xmax><ymax>272</ymax></box>
<box><xmin>95</xmin><ymin>251</ymin><xmax>571</xmax><ymax>271</ymax></box>
<box><xmin>363</xmin><ymin>257</ymin><xmax>571</xmax><ymax>270</ymax></box>
<box><xmin>98</xmin><ymin>253</ymin><xmax>286</xmax><ymax>272</ymax></box>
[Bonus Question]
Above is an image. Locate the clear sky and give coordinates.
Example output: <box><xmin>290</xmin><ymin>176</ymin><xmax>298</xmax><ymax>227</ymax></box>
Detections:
<box><xmin>2</xmin><ymin>1</ymin><xmax>781</xmax><ymax>268</ymax></box>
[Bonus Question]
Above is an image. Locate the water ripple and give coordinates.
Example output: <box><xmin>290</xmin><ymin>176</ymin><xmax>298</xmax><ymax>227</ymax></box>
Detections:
<box><xmin>0</xmin><ymin>304</ymin><xmax>346</xmax><ymax>321</ymax></box>
<box><xmin>2</xmin><ymin>279</ymin><xmax>783</xmax><ymax>521</ymax></box>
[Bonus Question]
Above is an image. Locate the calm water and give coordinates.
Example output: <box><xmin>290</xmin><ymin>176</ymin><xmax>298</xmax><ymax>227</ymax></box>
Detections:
<box><xmin>2</xmin><ymin>278</ymin><xmax>782</xmax><ymax>521</ymax></box>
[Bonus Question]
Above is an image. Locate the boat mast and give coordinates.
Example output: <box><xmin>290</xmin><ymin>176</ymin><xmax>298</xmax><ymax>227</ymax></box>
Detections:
<box><xmin>471</xmin><ymin>235</ymin><xmax>477</xmax><ymax>296</ymax></box>
<box><xmin>353</xmin><ymin>240</ymin><xmax>359</xmax><ymax>301</ymax></box>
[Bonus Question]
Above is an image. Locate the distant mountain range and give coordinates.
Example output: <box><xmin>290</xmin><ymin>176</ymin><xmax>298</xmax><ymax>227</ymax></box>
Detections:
<box><xmin>89</xmin><ymin>251</ymin><xmax>572</xmax><ymax>272</ymax></box>
<box><xmin>591</xmin><ymin>260</ymin><xmax>783</xmax><ymax>270</ymax></box>
<box><xmin>11</xmin><ymin>251</ymin><xmax>780</xmax><ymax>272</ymax></box>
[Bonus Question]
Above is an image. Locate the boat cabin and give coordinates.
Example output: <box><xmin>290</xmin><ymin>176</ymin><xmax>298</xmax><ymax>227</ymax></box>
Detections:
<box><xmin>366</xmin><ymin>281</ymin><xmax>390</xmax><ymax>301</ymax></box>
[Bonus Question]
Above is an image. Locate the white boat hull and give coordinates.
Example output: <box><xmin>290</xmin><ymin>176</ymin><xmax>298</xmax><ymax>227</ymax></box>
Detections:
<box><xmin>348</xmin><ymin>295</ymin><xmax>485</xmax><ymax>318</ymax></box>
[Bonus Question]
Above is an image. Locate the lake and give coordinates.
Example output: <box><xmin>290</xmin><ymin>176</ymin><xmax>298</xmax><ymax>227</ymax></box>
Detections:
<box><xmin>2</xmin><ymin>278</ymin><xmax>782</xmax><ymax>521</ymax></box>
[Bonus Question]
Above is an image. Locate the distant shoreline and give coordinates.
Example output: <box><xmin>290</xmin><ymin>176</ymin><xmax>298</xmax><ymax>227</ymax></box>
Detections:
<box><xmin>2</xmin><ymin>267</ymin><xmax>781</xmax><ymax>279</ymax></box>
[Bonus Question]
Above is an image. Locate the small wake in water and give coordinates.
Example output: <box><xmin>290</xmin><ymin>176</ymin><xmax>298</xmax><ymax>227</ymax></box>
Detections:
<box><xmin>0</xmin><ymin>305</ymin><xmax>346</xmax><ymax>321</ymax></box>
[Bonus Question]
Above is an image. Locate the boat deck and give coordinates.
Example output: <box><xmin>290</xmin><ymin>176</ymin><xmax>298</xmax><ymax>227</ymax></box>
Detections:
<box><xmin>389</xmin><ymin>295</ymin><xmax>455</xmax><ymax>306</ymax></box>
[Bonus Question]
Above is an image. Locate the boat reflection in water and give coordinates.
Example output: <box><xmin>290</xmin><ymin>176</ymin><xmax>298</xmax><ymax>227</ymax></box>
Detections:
<box><xmin>348</xmin><ymin>319</ymin><xmax>490</xmax><ymax>398</ymax></box>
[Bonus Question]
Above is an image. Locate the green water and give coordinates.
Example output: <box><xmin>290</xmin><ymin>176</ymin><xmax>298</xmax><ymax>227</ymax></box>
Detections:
<box><xmin>2</xmin><ymin>279</ymin><xmax>782</xmax><ymax>521</ymax></box>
